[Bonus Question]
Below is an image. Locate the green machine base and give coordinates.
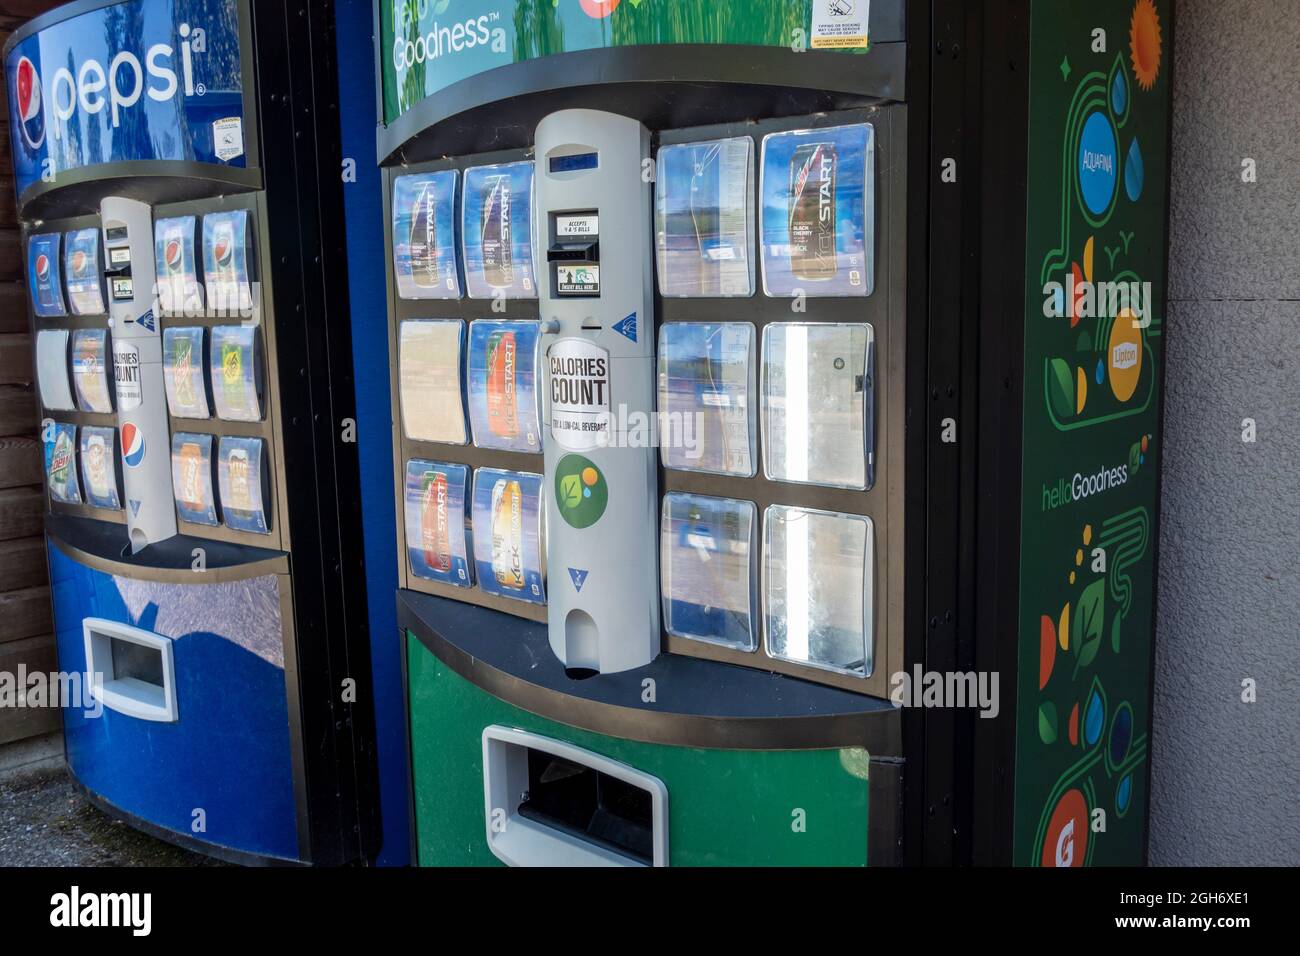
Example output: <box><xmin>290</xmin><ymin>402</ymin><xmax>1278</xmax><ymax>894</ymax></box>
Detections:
<box><xmin>401</xmin><ymin>593</ymin><xmax>901</xmax><ymax>866</ymax></box>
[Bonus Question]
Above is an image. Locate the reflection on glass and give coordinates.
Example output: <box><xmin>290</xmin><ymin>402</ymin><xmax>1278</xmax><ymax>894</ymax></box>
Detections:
<box><xmin>657</xmin><ymin>323</ymin><xmax>755</xmax><ymax>476</ymax></box>
<box><xmin>763</xmin><ymin>505</ymin><xmax>872</xmax><ymax>676</ymax></box>
<box><xmin>762</xmin><ymin>322</ymin><xmax>873</xmax><ymax>490</ymax></box>
<box><xmin>661</xmin><ymin>494</ymin><xmax>756</xmax><ymax>651</ymax></box>
<box><xmin>467</xmin><ymin>320</ymin><xmax>541</xmax><ymax>453</ymax></box>
<box><xmin>655</xmin><ymin>137</ymin><xmax>755</xmax><ymax>297</ymax></box>
<box><xmin>399</xmin><ymin>319</ymin><xmax>466</xmax><ymax>444</ymax></box>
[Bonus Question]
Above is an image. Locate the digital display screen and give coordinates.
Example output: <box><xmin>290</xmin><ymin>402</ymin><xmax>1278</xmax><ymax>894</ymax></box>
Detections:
<box><xmin>111</xmin><ymin>277</ymin><xmax>134</xmax><ymax>300</ymax></box>
<box><xmin>549</xmin><ymin>152</ymin><xmax>598</xmax><ymax>173</ymax></box>
<box><xmin>108</xmin><ymin>247</ymin><xmax>131</xmax><ymax>266</ymax></box>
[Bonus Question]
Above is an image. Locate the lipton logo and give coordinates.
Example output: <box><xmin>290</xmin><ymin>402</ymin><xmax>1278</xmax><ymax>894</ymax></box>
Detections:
<box><xmin>1112</xmin><ymin>341</ymin><xmax>1138</xmax><ymax>370</ymax></box>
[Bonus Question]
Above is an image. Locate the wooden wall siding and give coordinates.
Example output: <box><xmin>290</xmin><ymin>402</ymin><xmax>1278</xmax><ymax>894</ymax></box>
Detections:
<box><xmin>0</xmin><ymin>1</ymin><xmax>69</xmax><ymax>746</ymax></box>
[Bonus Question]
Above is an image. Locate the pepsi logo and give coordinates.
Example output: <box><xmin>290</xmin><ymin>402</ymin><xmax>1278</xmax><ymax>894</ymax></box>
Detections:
<box><xmin>165</xmin><ymin>238</ymin><xmax>183</xmax><ymax>271</ymax></box>
<box><xmin>71</xmin><ymin>250</ymin><xmax>88</xmax><ymax>277</ymax></box>
<box><xmin>213</xmin><ymin>233</ymin><xmax>232</xmax><ymax>265</ymax></box>
<box><xmin>122</xmin><ymin>422</ymin><xmax>146</xmax><ymax>467</ymax></box>
<box><xmin>35</xmin><ymin>254</ymin><xmax>50</xmax><ymax>281</ymax></box>
<box><xmin>14</xmin><ymin>56</ymin><xmax>44</xmax><ymax>151</ymax></box>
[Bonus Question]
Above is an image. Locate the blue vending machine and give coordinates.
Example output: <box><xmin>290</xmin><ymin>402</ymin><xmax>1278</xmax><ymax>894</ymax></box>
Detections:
<box><xmin>8</xmin><ymin>0</ymin><xmax>390</xmax><ymax>864</ymax></box>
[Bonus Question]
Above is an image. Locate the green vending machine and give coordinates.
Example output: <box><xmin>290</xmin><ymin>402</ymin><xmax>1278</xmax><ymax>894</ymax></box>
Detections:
<box><xmin>373</xmin><ymin>0</ymin><xmax>1173</xmax><ymax>866</ymax></box>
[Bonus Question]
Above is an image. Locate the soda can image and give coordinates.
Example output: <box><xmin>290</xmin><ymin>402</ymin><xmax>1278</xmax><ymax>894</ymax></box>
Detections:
<box><xmin>485</xmin><ymin>330</ymin><xmax>519</xmax><ymax>439</ymax></box>
<box><xmin>471</xmin><ymin>468</ymin><xmax>544</xmax><ymax>603</ymax></box>
<box><xmin>480</xmin><ymin>176</ymin><xmax>514</xmax><ymax>289</ymax></box>
<box><xmin>404</xmin><ymin>460</ymin><xmax>470</xmax><ymax>586</ymax></box>
<box><xmin>155</xmin><ymin>217</ymin><xmax>198</xmax><ymax>314</ymax></box>
<box><xmin>462</xmin><ymin>162</ymin><xmax>535</xmax><ymax>300</ymax></box>
<box><xmin>467</xmin><ymin>320</ymin><xmax>540</xmax><ymax>453</ymax></box>
<box><xmin>202</xmin><ymin>211</ymin><xmax>253</xmax><ymax>315</ymax></box>
<box><xmin>44</xmin><ymin>423</ymin><xmax>80</xmax><ymax>505</ymax></box>
<box><xmin>491</xmin><ymin>478</ymin><xmax>525</xmax><ymax>590</ymax></box>
<box><xmin>761</xmin><ymin>124</ymin><xmax>873</xmax><ymax>298</ymax></box>
<box><xmin>218</xmin><ymin>436</ymin><xmax>270</xmax><ymax>535</ymax></box>
<box><xmin>170</xmin><ymin>432</ymin><xmax>217</xmax><ymax>525</ymax></box>
<box><xmin>71</xmin><ymin>328</ymin><xmax>113</xmax><ymax>413</ymax></box>
<box><xmin>28</xmin><ymin>233</ymin><xmax>65</xmax><ymax>316</ymax></box>
<box><xmin>421</xmin><ymin>471</ymin><xmax>452</xmax><ymax>573</ymax></box>
<box><xmin>80</xmin><ymin>426</ymin><xmax>121</xmax><ymax>510</ymax></box>
<box><xmin>393</xmin><ymin>171</ymin><xmax>460</xmax><ymax>299</ymax></box>
<box><xmin>210</xmin><ymin>326</ymin><xmax>261</xmax><ymax>422</ymax></box>
<box><xmin>409</xmin><ymin>183</ymin><xmax>441</xmax><ymax>289</ymax></box>
<box><xmin>788</xmin><ymin>142</ymin><xmax>838</xmax><ymax>281</ymax></box>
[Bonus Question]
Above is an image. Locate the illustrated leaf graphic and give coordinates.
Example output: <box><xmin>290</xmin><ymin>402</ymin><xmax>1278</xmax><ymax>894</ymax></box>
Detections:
<box><xmin>1072</xmin><ymin>579</ymin><xmax>1106</xmax><ymax>675</ymax></box>
<box><xmin>560</xmin><ymin>474</ymin><xmax>582</xmax><ymax>508</ymax></box>
<box><xmin>1038</xmin><ymin>701</ymin><xmax>1059</xmax><ymax>744</ymax></box>
<box><xmin>1048</xmin><ymin>358</ymin><xmax>1075</xmax><ymax>420</ymax></box>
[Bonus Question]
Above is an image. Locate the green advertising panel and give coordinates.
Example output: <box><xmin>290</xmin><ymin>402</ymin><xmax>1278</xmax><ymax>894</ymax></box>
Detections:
<box><xmin>1015</xmin><ymin>0</ymin><xmax>1170</xmax><ymax>866</ymax></box>
<box><xmin>379</xmin><ymin>0</ymin><xmax>870</xmax><ymax>125</ymax></box>
<box><xmin>407</xmin><ymin>634</ymin><xmax>872</xmax><ymax>866</ymax></box>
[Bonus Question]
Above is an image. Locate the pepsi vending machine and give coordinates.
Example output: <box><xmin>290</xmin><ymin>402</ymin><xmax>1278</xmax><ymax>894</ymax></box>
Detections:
<box><xmin>9</xmin><ymin>0</ymin><xmax>384</xmax><ymax>864</ymax></box>
<box><xmin>369</xmin><ymin>0</ymin><xmax>1175</xmax><ymax>866</ymax></box>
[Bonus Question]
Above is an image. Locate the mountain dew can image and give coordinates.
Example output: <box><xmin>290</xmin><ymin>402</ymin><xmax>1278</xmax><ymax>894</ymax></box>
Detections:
<box><xmin>409</xmin><ymin>183</ymin><xmax>440</xmax><ymax>288</ymax></box>
<box><xmin>421</xmin><ymin>470</ymin><xmax>452</xmax><ymax>573</ymax></box>
<box><xmin>481</xmin><ymin>175</ymin><xmax>514</xmax><ymax>289</ymax></box>
<box><xmin>491</xmin><ymin>478</ymin><xmax>525</xmax><ymax>590</ymax></box>
<box><xmin>486</xmin><ymin>330</ymin><xmax>519</xmax><ymax>439</ymax></box>
<box><xmin>789</xmin><ymin>142</ymin><xmax>838</xmax><ymax>281</ymax></box>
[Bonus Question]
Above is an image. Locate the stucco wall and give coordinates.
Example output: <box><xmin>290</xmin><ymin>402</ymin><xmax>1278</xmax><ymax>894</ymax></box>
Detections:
<box><xmin>1150</xmin><ymin>0</ymin><xmax>1300</xmax><ymax>866</ymax></box>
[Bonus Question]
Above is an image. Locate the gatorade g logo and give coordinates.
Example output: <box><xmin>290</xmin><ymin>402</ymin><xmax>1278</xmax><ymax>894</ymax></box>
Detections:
<box><xmin>555</xmin><ymin>454</ymin><xmax>607</xmax><ymax>529</ymax></box>
<box><xmin>14</xmin><ymin>56</ymin><xmax>44</xmax><ymax>150</ymax></box>
<box><xmin>579</xmin><ymin>0</ymin><xmax>620</xmax><ymax>18</ymax></box>
<box><xmin>1040</xmin><ymin>788</ymin><xmax>1089</xmax><ymax>867</ymax></box>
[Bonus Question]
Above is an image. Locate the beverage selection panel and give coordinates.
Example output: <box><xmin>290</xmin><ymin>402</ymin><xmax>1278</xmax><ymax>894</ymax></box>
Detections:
<box><xmin>388</xmin><ymin>115</ymin><xmax>888</xmax><ymax>687</ymax></box>
<box><xmin>30</xmin><ymin>201</ymin><xmax>276</xmax><ymax>542</ymax></box>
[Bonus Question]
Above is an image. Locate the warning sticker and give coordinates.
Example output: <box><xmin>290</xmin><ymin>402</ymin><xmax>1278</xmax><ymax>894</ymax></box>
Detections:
<box><xmin>548</xmin><ymin>338</ymin><xmax>610</xmax><ymax>451</ymax></box>
<box><xmin>213</xmin><ymin>117</ymin><xmax>245</xmax><ymax>162</ymax></box>
<box><xmin>810</xmin><ymin>0</ymin><xmax>869</xmax><ymax>49</ymax></box>
<box><xmin>113</xmin><ymin>341</ymin><xmax>142</xmax><ymax>410</ymax></box>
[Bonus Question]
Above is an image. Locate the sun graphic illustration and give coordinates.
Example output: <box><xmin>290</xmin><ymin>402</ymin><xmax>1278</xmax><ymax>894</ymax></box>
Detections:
<box><xmin>1129</xmin><ymin>0</ymin><xmax>1162</xmax><ymax>90</ymax></box>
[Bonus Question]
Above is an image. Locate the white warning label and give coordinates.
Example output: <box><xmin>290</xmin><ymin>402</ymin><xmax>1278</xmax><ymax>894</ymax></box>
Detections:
<box><xmin>811</xmin><ymin>0</ymin><xmax>870</xmax><ymax>49</ymax></box>
<box><xmin>548</xmin><ymin>338</ymin><xmax>610</xmax><ymax>451</ymax></box>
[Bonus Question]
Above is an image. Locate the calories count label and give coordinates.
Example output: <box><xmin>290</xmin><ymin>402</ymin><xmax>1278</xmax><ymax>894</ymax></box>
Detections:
<box><xmin>548</xmin><ymin>338</ymin><xmax>610</xmax><ymax>451</ymax></box>
<box><xmin>114</xmin><ymin>342</ymin><xmax>142</xmax><ymax>409</ymax></box>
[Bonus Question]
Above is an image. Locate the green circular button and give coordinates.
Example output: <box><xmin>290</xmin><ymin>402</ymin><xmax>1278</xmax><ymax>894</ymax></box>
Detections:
<box><xmin>554</xmin><ymin>454</ymin><xmax>608</xmax><ymax>529</ymax></box>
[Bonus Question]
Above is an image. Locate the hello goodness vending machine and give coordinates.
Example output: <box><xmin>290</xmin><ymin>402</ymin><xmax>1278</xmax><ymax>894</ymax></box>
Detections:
<box><xmin>366</xmin><ymin>0</ymin><xmax>1175</xmax><ymax>867</ymax></box>
<box><xmin>7</xmin><ymin>0</ymin><xmax>386</xmax><ymax>864</ymax></box>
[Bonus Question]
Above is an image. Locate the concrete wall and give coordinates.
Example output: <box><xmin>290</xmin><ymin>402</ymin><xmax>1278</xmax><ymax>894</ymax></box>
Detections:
<box><xmin>1150</xmin><ymin>0</ymin><xmax>1300</xmax><ymax>866</ymax></box>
